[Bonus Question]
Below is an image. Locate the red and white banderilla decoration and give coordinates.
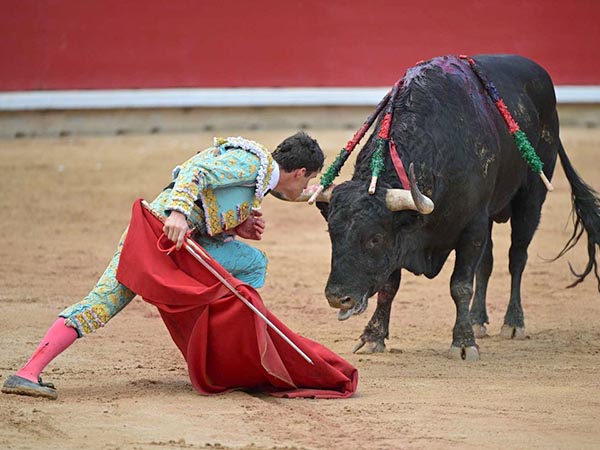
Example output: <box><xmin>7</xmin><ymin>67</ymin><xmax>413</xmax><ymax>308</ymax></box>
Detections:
<box><xmin>141</xmin><ymin>200</ymin><xmax>314</xmax><ymax>365</ymax></box>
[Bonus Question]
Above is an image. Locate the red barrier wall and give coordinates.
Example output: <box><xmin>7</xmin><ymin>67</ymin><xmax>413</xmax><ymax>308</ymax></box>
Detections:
<box><xmin>1</xmin><ymin>0</ymin><xmax>599</xmax><ymax>91</ymax></box>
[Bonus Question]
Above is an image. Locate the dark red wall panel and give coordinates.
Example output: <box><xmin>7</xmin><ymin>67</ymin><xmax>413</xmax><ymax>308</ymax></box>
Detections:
<box><xmin>1</xmin><ymin>0</ymin><xmax>599</xmax><ymax>91</ymax></box>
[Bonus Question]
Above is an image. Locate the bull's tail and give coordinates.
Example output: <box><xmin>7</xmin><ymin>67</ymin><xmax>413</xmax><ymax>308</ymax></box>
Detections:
<box><xmin>555</xmin><ymin>144</ymin><xmax>600</xmax><ymax>290</ymax></box>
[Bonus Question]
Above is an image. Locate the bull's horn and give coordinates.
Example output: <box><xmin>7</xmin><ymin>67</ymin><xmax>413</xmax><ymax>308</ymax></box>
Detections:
<box><xmin>292</xmin><ymin>185</ymin><xmax>333</xmax><ymax>203</ymax></box>
<box><xmin>386</xmin><ymin>164</ymin><xmax>434</xmax><ymax>214</ymax></box>
<box><xmin>408</xmin><ymin>163</ymin><xmax>434</xmax><ymax>214</ymax></box>
<box><xmin>385</xmin><ymin>189</ymin><xmax>418</xmax><ymax>211</ymax></box>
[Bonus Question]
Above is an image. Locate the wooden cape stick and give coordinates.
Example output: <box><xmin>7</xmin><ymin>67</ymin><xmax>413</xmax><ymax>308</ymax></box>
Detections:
<box><xmin>141</xmin><ymin>200</ymin><xmax>314</xmax><ymax>365</ymax></box>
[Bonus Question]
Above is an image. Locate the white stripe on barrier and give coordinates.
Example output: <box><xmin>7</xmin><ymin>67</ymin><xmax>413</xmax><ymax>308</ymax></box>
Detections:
<box><xmin>0</xmin><ymin>86</ymin><xmax>598</xmax><ymax>111</ymax></box>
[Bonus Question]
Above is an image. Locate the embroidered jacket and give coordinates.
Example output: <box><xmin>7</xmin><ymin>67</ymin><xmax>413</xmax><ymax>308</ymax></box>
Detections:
<box><xmin>165</xmin><ymin>137</ymin><xmax>275</xmax><ymax>236</ymax></box>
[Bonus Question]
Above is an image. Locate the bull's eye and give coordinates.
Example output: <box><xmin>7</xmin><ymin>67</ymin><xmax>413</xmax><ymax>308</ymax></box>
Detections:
<box><xmin>366</xmin><ymin>233</ymin><xmax>384</xmax><ymax>249</ymax></box>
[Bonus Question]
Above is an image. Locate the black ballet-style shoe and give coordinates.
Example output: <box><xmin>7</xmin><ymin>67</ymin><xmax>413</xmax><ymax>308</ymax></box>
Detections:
<box><xmin>1</xmin><ymin>375</ymin><xmax>58</xmax><ymax>400</ymax></box>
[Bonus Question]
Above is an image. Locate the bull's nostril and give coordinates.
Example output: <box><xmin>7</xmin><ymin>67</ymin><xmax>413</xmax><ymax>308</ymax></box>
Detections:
<box><xmin>326</xmin><ymin>291</ymin><xmax>355</xmax><ymax>309</ymax></box>
<box><xmin>340</xmin><ymin>296</ymin><xmax>353</xmax><ymax>307</ymax></box>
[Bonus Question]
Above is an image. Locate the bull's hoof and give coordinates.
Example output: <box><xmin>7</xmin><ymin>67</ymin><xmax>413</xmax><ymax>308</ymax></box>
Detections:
<box><xmin>352</xmin><ymin>338</ymin><xmax>385</xmax><ymax>354</ymax></box>
<box><xmin>472</xmin><ymin>324</ymin><xmax>488</xmax><ymax>338</ymax></box>
<box><xmin>448</xmin><ymin>345</ymin><xmax>480</xmax><ymax>361</ymax></box>
<box><xmin>500</xmin><ymin>324</ymin><xmax>527</xmax><ymax>340</ymax></box>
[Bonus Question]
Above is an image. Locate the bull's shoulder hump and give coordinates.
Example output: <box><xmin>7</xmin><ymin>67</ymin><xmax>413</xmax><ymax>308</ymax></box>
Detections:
<box><xmin>472</xmin><ymin>54</ymin><xmax>550</xmax><ymax>78</ymax></box>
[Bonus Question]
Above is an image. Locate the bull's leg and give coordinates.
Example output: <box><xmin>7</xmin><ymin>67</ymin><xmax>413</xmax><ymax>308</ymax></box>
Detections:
<box><xmin>353</xmin><ymin>269</ymin><xmax>401</xmax><ymax>354</ymax></box>
<box><xmin>449</xmin><ymin>217</ymin><xmax>488</xmax><ymax>361</ymax></box>
<box><xmin>501</xmin><ymin>186</ymin><xmax>545</xmax><ymax>340</ymax></box>
<box><xmin>470</xmin><ymin>221</ymin><xmax>493</xmax><ymax>338</ymax></box>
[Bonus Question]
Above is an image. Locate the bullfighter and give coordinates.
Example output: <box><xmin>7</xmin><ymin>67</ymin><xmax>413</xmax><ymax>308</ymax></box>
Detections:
<box><xmin>2</xmin><ymin>132</ymin><xmax>324</xmax><ymax>399</ymax></box>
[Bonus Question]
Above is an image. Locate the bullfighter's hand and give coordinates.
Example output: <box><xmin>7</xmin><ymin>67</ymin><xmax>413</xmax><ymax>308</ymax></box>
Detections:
<box><xmin>234</xmin><ymin>210</ymin><xmax>265</xmax><ymax>240</ymax></box>
<box><xmin>163</xmin><ymin>210</ymin><xmax>189</xmax><ymax>250</ymax></box>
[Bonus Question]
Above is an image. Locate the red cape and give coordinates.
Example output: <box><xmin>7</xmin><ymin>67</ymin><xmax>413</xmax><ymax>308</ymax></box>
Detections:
<box><xmin>116</xmin><ymin>200</ymin><xmax>358</xmax><ymax>398</ymax></box>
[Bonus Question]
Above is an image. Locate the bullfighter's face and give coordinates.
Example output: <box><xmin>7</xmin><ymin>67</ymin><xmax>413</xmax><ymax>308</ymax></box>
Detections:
<box><xmin>272</xmin><ymin>168</ymin><xmax>318</xmax><ymax>202</ymax></box>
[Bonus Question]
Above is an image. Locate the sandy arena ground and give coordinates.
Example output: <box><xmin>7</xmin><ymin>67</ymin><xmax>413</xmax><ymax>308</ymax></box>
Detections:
<box><xmin>1</xmin><ymin>127</ymin><xmax>599</xmax><ymax>450</ymax></box>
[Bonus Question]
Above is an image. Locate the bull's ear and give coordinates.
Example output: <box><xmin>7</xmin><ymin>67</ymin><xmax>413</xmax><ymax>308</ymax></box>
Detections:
<box><xmin>315</xmin><ymin>201</ymin><xmax>330</xmax><ymax>221</ymax></box>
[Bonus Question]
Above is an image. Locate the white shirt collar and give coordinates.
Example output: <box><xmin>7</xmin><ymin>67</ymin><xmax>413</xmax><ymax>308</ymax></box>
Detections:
<box><xmin>268</xmin><ymin>161</ymin><xmax>280</xmax><ymax>191</ymax></box>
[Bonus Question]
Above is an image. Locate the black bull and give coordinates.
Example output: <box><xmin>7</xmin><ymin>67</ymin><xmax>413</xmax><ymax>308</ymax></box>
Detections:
<box><xmin>310</xmin><ymin>54</ymin><xmax>600</xmax><ymax>360</ymax></box>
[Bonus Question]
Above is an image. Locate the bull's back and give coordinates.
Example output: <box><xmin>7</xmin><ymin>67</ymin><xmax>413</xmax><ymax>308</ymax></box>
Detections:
<box><xmin>472</xmin><ymin>55</ymin><xmax>559</xmax><ymax>217</ymax></box>
<box><xmin>474</xmin><ymin>54</ymin><xmax>557</xmax><ymax>122</ymax></box>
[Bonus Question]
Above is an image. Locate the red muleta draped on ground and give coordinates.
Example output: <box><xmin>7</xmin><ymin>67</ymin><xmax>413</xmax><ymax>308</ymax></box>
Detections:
<box><xmin>116</xmin><ymin>200</ymin><xmax>358</xmax><ymax>398</ymax></box>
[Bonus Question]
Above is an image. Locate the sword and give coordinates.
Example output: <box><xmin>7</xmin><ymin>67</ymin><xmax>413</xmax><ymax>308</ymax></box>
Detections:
<box><xmin>141</xmin><ymin>200</ymin><xmax>314</xmax><ymax>365</ymax></box>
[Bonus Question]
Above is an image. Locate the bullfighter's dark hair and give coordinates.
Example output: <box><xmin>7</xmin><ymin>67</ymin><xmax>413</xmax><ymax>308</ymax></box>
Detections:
<box><xmin>272</xmin><ymin>132</ymin><xmax>324</xmax><ymax>174</ymax></box>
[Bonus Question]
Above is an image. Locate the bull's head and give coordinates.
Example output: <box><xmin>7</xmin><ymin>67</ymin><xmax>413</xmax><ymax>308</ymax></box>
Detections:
<box><xmin>295</xmin><ymin>164</ymin><xmax>434</xmax><ymax>320</ymax></box>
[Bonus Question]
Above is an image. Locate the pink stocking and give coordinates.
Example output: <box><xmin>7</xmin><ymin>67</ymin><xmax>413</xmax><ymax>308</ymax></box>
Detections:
<box><xmin>16</xmin><ymin>318</ymin><xmax>78</xmax><ymax>383</ymax></box>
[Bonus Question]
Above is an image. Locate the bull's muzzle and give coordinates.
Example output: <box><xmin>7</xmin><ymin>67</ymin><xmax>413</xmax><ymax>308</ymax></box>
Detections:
<box><xmin>326</xmin><ymin>288</ymin><xmax>370</xmax><ymax>321</ymax></box>
<box><xmin>325</xmin><ymin>292</ymin><xmax>355</xmax><ymax>310</ymax></box>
